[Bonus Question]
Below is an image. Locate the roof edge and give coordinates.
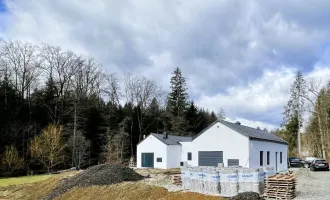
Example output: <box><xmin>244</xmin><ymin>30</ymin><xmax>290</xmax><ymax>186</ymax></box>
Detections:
<box><xmin>250</xmin><ymin>137</ymin><xmax>288</xmax><ymax>145</ymax></box>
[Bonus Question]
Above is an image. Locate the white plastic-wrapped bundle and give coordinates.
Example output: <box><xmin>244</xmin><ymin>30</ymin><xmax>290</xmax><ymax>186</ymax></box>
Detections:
<box><xmin>189</xmin><ymin>167</ymin><xmax>198</xmax><ymax>192</ymax></box>
<box><xmin>181</xmin><ymin>167</ymin><xmax>191</xmax><ymax>190</ymax></box>
<box><xmin>197</xmin><ymin>167</ymin><xmax>205</xmax><ymax>193</ymax></box>
<box><xmin>219</xmin><ymin>168</ymin><xmax>238</xmax><ymax>197</ymax></box>
<box><xmin>209</xmin><ymin>168</ymin><xmax>220</xmax><ymax>195</ymax></box>
<box><xmin>258</xmin><ymin>168</ymin><xmax>265</xmax><ymax>195</ymax></box>
<box><xmin>263</xmin><ymin>167</ymin><xmax>276</xmax><ymax>178</ymax></box>
<box><xmin>237</xmin><ymin>168</ymin><xmax>260</xmax><ymax>194</ymax></box>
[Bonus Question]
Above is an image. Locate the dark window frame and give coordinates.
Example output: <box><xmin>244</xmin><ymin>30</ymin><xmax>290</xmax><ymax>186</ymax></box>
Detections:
<box><xmin>187</xmin><ymin>152</ymin><xmax>192</xmax><ymax>161</ymax></box>
<box><xmin>267</xmin><ymin>151</ymin><xmax>270</xmax><ymax>165</ymax></box>
<box><xmin>260</xmin><ymin>151</ymin><xmax>263</xmax><ymax>166</ymax></box>
<box><xmin>156</xmin><ymin>157</ymin><xmax>162</xmax><ymax>162</ymax></box>
<box><xmin>280</xmin><ymin>152</ymin><xmax>282</xmax><ymax>164</ymax></box>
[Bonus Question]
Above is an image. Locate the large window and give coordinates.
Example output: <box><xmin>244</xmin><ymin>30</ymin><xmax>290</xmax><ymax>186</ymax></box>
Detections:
<box><xmin>280</xmin><ymin>152</ymin><xmax>282</xmax><ymax>164</ymax></box>
<box><xmin>157</xmin><ymin>158</ymin><xmax>162</xmax><ymax>162</ymax></box>
<box><xmin>188</xmin><ymin>152</ymin><xmax>192</xmax><ymax>161</ymax></box>
<box><xmin>260</xmin><ymin>151</ymin><xmax>263</xmax><ymax>166</ymax></box>
<box><xmin>267</xmin><ymin>151</ymin><xmax>270</xmax><ymax>165</ymax></box>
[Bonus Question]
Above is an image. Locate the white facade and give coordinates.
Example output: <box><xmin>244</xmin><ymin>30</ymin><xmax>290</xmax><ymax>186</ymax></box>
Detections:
<box><xmin>137</xmin><ymin>134</ymin><xmax>182</xmax><ymax>169</ymax></box>
<box><xmin>137</xmin><ymin>121</ymin><xmax>288</xmax><ymax>171</ymax></box>
<box><xmin>181</xmin><ymin>122</ymin><xmax>250</xmax><ymax>167</ymax></box>
<box><xmin>137</xmin><ymin>135</ymin><xmax>167</xmax><ymax>169</ymax></box>
<box><xmin>249</xmin><ymin>140</ymin><xmax>288</xmax><ymax>171</ymax></box>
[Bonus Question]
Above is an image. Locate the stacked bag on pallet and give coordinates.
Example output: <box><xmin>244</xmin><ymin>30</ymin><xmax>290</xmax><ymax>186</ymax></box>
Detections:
<box><xmin>219</xmin><ymin>168</ymin><xmax>238</xmax><ymax>197</ymax></box>
<box><xmin>180</xmin><ymin>166</ymin><xmax>268</xmax><ymax>197</ymax></box>
<box><xmin>203</xmin><ymin>167</ymin><xmax>220</xmax><ymax>195</ymax></box>
<box><xmin>181</xmin><ymin>167</ymin><xmax>191</xmax><ymax>190</ymax></box>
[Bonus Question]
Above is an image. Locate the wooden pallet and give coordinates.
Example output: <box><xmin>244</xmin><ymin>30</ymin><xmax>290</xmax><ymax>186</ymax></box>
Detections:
<box><xmin>264</xmin><ymin>174</ymin><xmax>296</xmax><ymax>200</ymax></box>
<box><xmin>173</xmin><ymin>175</ymin><xmax>182</xmax><ymax>186</ymax></box>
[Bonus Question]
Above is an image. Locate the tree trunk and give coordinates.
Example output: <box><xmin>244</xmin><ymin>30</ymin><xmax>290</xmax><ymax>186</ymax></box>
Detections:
<box><xmin>72</xmin><ymin>99</ymin><xmax>77</xmax><ymax>167</ymax></box>
<box><xmin>317</xmin><ymin>111</ymin><xmax>326</xmax><ymax>159</ymax></box>
<box><xmin>297</xmin><ymin>111</ymin><xmax>301</xmax><ymax>156</ymax></box>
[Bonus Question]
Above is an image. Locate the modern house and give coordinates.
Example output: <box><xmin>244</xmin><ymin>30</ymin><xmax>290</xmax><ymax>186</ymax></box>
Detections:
<box><xmin>137</xmin><ymin>120</ymin><xmax>288</xmax><ymax>172</ymax></box>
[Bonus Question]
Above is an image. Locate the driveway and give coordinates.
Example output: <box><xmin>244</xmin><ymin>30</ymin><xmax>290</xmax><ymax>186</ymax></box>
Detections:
<box><xmin>294</xmin><ymin>168</ymin><xmax>330</xmax><ymax>200</ymax></box>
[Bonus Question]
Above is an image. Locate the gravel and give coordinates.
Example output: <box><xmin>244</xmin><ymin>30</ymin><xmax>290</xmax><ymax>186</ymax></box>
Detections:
<box><xmin>294</xmin><ymin>168</ymin><xmax>330</xmax><ymax>200</ymax></box>
<box><xmin>45</xmin><ymin>164</ymin><xmax>144</xmax><ymax>200</ymax></box>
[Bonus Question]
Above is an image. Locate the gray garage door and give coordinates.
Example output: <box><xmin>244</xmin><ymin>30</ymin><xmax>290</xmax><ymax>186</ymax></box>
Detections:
<box><xmin>198</xmin><ymin>151</ymin><xmax>223</xmax><ymax>166</ymax></box>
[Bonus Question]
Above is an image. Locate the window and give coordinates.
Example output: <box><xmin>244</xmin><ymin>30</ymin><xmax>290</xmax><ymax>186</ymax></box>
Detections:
<box><xmin>267</xmin><ymin>151</ymin><xmax>270</xmax><ymax>165</ymax></box>
<box><xmin>188</xmin><ymin>152</ymin><xmax>192</xmax><ymax>161</ymax></box>
<box><xmin>280</xmin><ymin>152</ymin><xmax>282</xmax><ymax>164</ymax></box>
<box><xmin>260</xmin><ymin>151</ymin><xmax>263</xmax><ymax>166</ymax></box>
<box><xmin>157</xmin><ymin>158</ymin><xmax>162</xmax><ymax>162</ymax></box>
<box><xmin>228</xmin><ymin>159</ymin><xmax>239</xmax><ymax>166</ymax></box>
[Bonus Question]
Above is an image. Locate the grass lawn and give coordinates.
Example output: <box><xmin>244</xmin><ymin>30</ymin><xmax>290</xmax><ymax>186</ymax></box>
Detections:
<box><xmin>0</xmin><ymin>174</ymin><xmax>52</xmax><ymax>187</ymax></box>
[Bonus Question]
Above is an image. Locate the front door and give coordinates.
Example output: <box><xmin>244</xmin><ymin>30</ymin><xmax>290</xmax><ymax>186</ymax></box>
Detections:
<box><xmin>275</xmin><ymin>152</ymin><xmax>278</xmax><ymax>172</ymax></box>
<box><xmin>141</xmin><ymin>153</ymin><xmax>154</xmax><ymax>167</ymax></box>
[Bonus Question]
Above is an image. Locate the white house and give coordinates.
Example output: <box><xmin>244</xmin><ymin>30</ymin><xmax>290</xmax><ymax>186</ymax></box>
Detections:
<box><xmin>137</xmin><ymin>120</ymin><xmax>288</xmax><ymax>172</ymax></box>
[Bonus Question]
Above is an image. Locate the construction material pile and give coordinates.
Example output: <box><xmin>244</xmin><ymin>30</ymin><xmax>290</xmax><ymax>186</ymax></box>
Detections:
<box><xmin>264</xmin><ymin>173</ymin><xmax>296</xmax><ymax>200</ymax></box>
<box><xmin>45</xmin><ymin>164</ymin><xmax>144</xmax><ymax>200</ymax></box>
<box><xmin>173</xmin><ymin>175</ymin><xmax>182</xmax><ymax>186</ymax></box>
<box><xmin>180</xmin><ymin>166</ymin><xmax>275</xmax><ymax>198</ymax></box>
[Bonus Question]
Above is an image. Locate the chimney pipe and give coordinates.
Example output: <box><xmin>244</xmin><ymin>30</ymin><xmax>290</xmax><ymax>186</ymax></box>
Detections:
<box><xmin>235</xmin><ymin>121</ymin><xmax>241</xmax><ymax>125</ymax></box>
<box><xmin>165</xmin><ymin>132</ymin><xmax>168</xmax><ymax>139</ymax></box>
<box><xmin>143</xmin><ymin>135</ymin><xmax>146</xmax><ymax>139</ymax></box>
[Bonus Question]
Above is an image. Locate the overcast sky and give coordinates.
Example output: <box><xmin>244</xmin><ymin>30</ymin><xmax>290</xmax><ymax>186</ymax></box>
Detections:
<box><xmin>1</xmin><ymin>0</ymin><xmax>330</xmax><ymax>130</ymax></box>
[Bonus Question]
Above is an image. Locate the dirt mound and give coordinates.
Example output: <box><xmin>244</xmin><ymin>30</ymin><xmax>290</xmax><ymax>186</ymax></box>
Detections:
<box><xmin>230</xmin><ymin>192</ymin><xmax>263</xmax><ymax>200</ymax></box>
<box><xmin>45</xmin><ymin>164</ymin><xmax>144</xmax><ymax>200</ymax></box>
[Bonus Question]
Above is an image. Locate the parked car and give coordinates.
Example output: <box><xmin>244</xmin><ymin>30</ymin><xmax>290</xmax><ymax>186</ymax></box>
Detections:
<box><xmin>303</xmin><ymin>157</ymin><xmax>321</xmax><ymax>168</ymax></box>
<box><xmin>288</xmin><ymin>157</ymin><xmax>305</xmax><ymax>168</ymax></box>
<box><xmin>310</xmin><ymin>159</ymin><xmax>329</xmax><ymax>171</ymax></box>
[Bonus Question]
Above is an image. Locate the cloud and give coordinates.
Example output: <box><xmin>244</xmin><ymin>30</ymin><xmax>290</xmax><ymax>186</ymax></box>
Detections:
<box><xmin>1</xmin><ymin>0</ymin><xmax>330</xmax><ymax>129</ymax></box>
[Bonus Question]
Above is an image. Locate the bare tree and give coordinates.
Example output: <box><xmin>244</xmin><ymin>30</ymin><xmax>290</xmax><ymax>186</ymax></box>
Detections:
<box><xmin>70</xmin><ymin>57</ymin><xmax>102</xmax><ymax>168</ymax></box>
<box><xmin>303</xmin><ymin>79</ymin><xmax>328</xmax><ymax>159</ymax></box>
<box><xmin>68</xmin><ymin>131</ymin><xmax>90</xmax><ymax>169</ymax></box>
<box><xmin>30</xmin><ymin>125</ymin><xmax>65</xmax><ymax>173</ymax></box>
<box><xmin>124</xmin><ymin>74</ymin><xmax>162</xmax><ymax>142</ymax></box>
<box><xmin>217</xmin><ymin>108</ymin><xmax>226</xmax><ymax>120</ymax></box>
<box><xmin>2</xmin><ymin>145</ymin><xmax>24</xmax><ymax>175</ymax></box>
<box><xmin>103</xmin><ymin>122</ymin><xmax>130</xmax><ymax>164</ymax></box>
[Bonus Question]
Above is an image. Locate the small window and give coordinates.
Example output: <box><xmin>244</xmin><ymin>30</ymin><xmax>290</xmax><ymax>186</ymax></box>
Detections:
<box><xmin>267</xmin><ymin>151</ymin><xmax>270</xmax><ymax>165</ymax></box>
<box><xmin>260</xmin><ymin>151</ymin><xmax>263</xmax><ymax>166</ymax></box>
<box><xmin>188</xmin><ymin>152</ymin><xmax>192</xmax><ymax>161</ymax></box>
<box><xmin>280</xmin><ymin>152</ymin><xmax>282</xmax><ymax>164</ymax></box>
<box><xmin>157</xmin><ymin>158</ymin><xmax>162</xmax><ymax>162</ymax></box>
<box><xmin>228</xmin><ymin>159</ymin><xmax>239</xmax><ymax>166</ymax></box>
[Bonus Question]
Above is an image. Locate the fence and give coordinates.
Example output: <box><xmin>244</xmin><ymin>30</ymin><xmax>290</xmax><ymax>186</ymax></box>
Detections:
<box><xmin>180</xmin><ymin>166</ymin><xmax>275</xmax><ymax>197</ymax></box>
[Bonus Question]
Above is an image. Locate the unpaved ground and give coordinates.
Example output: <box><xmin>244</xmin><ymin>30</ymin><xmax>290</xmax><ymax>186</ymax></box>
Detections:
<box><xmin>294</xmin><ymin>168</ymin><xmax>330</xmax><ymax>200</ymax></box>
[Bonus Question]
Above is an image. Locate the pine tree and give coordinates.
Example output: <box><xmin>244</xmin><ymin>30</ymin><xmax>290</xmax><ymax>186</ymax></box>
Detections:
<box><xmin>167</xmin><ymin>67</ymin><xmax>189</xmax><ymax>135</ymax></box>
<box><xmin>185</xmin><ymin>101</ymin><xmax>199</xmax><ymax>135</ymax></box>
<box><xmin>283</xmin><ymin>71</ymin><xmax>306</xmax><ymax>156</ymax></box>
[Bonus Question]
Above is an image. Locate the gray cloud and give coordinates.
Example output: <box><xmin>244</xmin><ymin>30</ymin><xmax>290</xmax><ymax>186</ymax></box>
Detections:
<box><xmin>2</xmin><ymin>0</ymin><xmax>330</xmax><ymax>128</ymax></box>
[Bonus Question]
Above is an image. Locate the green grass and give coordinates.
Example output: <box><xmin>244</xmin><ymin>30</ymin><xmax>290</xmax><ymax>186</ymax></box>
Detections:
<box><xmin>0</xmin><ymin>174</ymin><xmax>52</xmax><ymax>187</ymax></box>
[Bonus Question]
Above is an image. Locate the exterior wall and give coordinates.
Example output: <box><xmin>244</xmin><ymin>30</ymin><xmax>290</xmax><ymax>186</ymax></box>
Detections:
<box><xmin>167</xmin><ymin>145</ymin><xmax>182</xmax><ymax>168</ymax></box>
<box><xmin>181</xmin><ymin>142</ymin><xmax>194</xmax><ymax>166</ymax></box>
<box><xmin>181</xmin><ymin>122</ymin><xmax>250</xmax><ymax>167</ymax></box>
<box><xmin>249</xmin><ymin>140</ymin><xmax>288</xmax><ymax>172</ymax></box>
<box><xmin>137</xmin><ymin>135</ymin><xmax>168</xmax><ymax>169</ymax></box>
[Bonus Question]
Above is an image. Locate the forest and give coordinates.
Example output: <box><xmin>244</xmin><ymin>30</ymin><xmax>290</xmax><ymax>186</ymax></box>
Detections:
<box><xmin>275</xmin><ymin>71</ymin><xmax>330</xmax><ymax>160</ymax></box>
<box><xmin>0</xmin><ymin>40</ymin><xmax>220</xmax><ymax>176</ymax></box>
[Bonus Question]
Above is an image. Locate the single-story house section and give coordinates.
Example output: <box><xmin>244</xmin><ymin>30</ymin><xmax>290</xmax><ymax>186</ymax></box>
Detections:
<box><xmin>136</xmin><ymin>133</ymin><xmax>192</xmax><ymax>169</ymax></box>
<box><xmin>137</xmin><ymin>120</ymin><xmax>288</xmax><ymax>171</ymax></box>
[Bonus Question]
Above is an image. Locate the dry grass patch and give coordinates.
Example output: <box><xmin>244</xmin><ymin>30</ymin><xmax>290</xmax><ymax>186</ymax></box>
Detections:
<box><xmin>56</xmin><ymin>182</ymin><xmax>224</xmax><ymax>200</ymax></box>
<box><xmin>0</xmin><ymin>171</ymin><xmax>80</xmax><ymax>200</ymax></box>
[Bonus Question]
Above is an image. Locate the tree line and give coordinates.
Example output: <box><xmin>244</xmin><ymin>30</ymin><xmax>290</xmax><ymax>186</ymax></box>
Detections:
<box><xmin>0</xmin><ymin>40</ymin><xmax>221</xmax><ymax>176</ymax></box>
<box><xmin>274</xmin><ymin>71</ymin><xmax>330</xmax><ymax>160</ymax></box>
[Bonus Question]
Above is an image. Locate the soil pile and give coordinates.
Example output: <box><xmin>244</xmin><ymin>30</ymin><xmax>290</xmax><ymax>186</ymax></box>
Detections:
<box><xmin>45</xmin><ymin>164</ymin><xmax>143</xmax><ymax>200</ymax></box>
<box><xmin>230</xmin><ymin>192</ymin><xmax>263</xmax><ymax>200</ymax></box>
